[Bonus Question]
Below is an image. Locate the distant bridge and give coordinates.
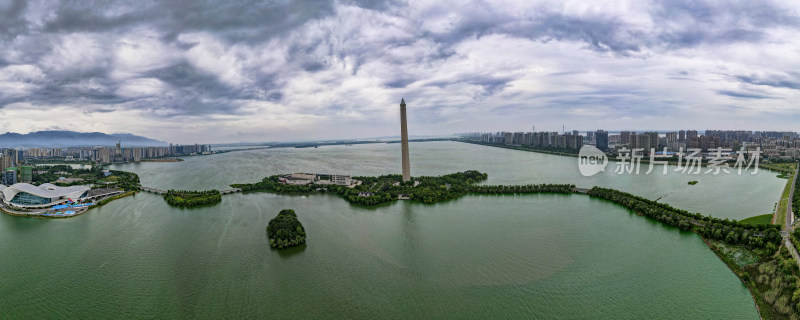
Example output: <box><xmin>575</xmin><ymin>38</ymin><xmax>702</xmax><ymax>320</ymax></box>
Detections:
<box><xmin>140</xmin><ymin>186</ymin><xmax>166</xmax><ymax>195</ymax></box>
<box><xmin>573</xmin><ymin>188</ymin><xmax>591</xmax><ymax>194</ymax></box>
<box><xmin>220</xmin><ymin>188</ymin><xmax>242</xmax><ymax>194</ymax></box>
<box><xmin>139</xmin><ymin>186</ymin><xmax>242</xmax><ymax>195</ymax></box>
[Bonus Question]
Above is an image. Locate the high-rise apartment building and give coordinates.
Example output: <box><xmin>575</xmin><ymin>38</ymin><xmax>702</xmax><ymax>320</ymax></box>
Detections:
<box><xmin>666</xmin><ymin>132</ymin><xmax>678</xmax><ymax>143</ymax></box>
<box><xmin>595</xmin><ymin>130</ymin><xmax>609</xmax><ymax>151</ymax></box>
<box><xmin>687</xmin><ymin>130</ymin><xmax>698</xmax><ymax>141</ymax></box>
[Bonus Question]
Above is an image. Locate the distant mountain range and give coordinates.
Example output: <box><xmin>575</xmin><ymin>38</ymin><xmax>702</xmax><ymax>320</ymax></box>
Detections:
<box><xmin>0</xmin><ymin>131</ymin><xmax>166</xmax><ymax>147</ymax></box>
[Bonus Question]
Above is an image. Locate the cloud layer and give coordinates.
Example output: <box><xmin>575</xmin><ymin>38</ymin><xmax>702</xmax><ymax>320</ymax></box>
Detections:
<box><xmin>0</xmin><ymin>0</ymin><xmax>799</xmax><ymax>143</ymax></box>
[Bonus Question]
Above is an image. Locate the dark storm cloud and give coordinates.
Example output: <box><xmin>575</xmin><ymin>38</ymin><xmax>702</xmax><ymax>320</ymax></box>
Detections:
<box><xmin>735</xmin><ymin>74</ymin><xmax>800</xmax><ymax>90</ymax></box>
<box><xmin>141</xmin><ymin>62</ymin><xmax>267</xmax><ymax>115</ymax></box>
<box><xmin>39</xmin><ymin>0</ymin><xmax>396</xmax><ymax>43</ymax></box>
<box><xmin>383</xmin><ymin>77</ymin><xmax>417</xmax><ymax>88</ymax></box>
<box><xmin>0</xmin><ymin>0</ymin><xmax>28</xmax><ymax>39</ymax></box>
<box><xmin>42</xmin><ymin>4</ymin><xmax>142</xmax><ymax>33</ymax></box>
<box><xmin>512</xmin><ymin>14</ymin><xmax>645</xmax><ymax>54</ymax></box>
<box><xmin>425</xmin><ymin>75</ymin><xmax>513</xmax><ymax>97</ymax></box>
<box><xmin>413</xmin><ymin>0</ymin><xmax>799</xmax><ymax>57</ymax></box>
<box><xmin>717</xmin><ymin>90</ymin><xmax>774</xmax><ymax>100</ymax></box>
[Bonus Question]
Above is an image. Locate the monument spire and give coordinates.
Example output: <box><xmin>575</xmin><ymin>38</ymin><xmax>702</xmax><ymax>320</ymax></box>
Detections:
<box><xmin>400</xmin><ymin>98</ymin><xmax>411</xmax><ymax>182</ymax></box>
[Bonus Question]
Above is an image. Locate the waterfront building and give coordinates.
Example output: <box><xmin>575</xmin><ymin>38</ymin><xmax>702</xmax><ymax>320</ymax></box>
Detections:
<box><xmin>556</xmin><ymin>134</ymin><xmax>566</xmax><ymax>149</ymax></box>
<box><xmin>524</xmin><ymin>132</ymin><xmax>534</xmax><ymax>146</ymax></box>
<box><xmin>291</xmin><ymin>173</ymin><xmax>316</xmax><ymax>181</ymax></box>
<box><xmin>512</xmin><ymin>132</ymin><xmax>524</xmax><ymax>145</ymax></box>
<box><xmin>281</xmin><ymin>173</ymin><xmax>354</xmax><ymax>186</ymax></box>
<box><xmin>0</xmin><ymin>183</ymin><xmax>91</xmax><ymax>208</ymax></box>
<box><xmin>542</xmin><ymin>132</ymin><xmax>551</xmax><ymax>147</ymax></box>
<box><xmin>679</xmin><ymin>130</ymin><xmax>686</xmax><ymax>142</ymax></box>
<box><xmin>399</xmin><ymin>98</ymin><xmax>411</xmax><ymax>182</ymax></box>
<box><xmin>328</xmin><ymin>175</ymin><xmax>352</xmax><ymax>186</ymax></box>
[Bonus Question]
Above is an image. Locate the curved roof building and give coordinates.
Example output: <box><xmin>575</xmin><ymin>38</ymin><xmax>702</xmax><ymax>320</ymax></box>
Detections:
<box><xmin>0</xmin><ymin>183</ymin><xmax>90</xmax><ymax>208</ymax></box>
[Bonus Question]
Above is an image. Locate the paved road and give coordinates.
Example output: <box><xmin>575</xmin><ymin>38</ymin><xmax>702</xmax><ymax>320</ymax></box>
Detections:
<box><xmin>787</xmin><ymin>161</ymin><xmax>799</xmax><ymax>231</ymax></box>
<box><xmin>782</xmin><ymin>162</ymin><xmax>800</xmax><ymax>270</ymax></box>
<box><xmin>140</xmin><ymin>186</ymin><xmax>166</xmax><ymax>194</ymax></box>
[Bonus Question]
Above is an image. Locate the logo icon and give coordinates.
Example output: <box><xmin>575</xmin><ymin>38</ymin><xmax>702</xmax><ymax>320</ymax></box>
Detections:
<box><xmin>578</xmin><ymin>145</ymin><xmax>608</xmax><ymax>176</ymax></box>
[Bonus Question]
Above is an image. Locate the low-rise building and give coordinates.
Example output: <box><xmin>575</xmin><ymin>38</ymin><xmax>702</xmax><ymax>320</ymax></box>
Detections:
<box><xmin>0</xmin><ymin>183</ymin><xmax>91</xmax><ymax>208</ymax></box>
<box><xmin>281</xmin><ymin>173</ymin><xmax>355</xmax><ymax>186</ymax></box>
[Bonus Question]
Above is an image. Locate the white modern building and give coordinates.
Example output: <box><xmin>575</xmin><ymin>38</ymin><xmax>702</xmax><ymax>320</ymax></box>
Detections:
<box><xmin>279</xmin><ymin>173</ymin><xmax>355</xmax><ymax>186</ymax></box>
<box><xmin>0</xmin><ymin>183</ymin><xmax>91</xmax><ymax>208</ymax></box>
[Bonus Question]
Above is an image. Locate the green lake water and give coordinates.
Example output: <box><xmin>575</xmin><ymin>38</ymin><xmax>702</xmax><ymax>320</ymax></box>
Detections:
<box><xmin>1</xmin><ymin>141</ymin><xmax>780</xmax><ymax>318</ymax></box>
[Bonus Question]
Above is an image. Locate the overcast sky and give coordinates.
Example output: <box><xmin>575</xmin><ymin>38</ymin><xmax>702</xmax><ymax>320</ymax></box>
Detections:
<box><xmin>0</xmin><ymin>0</ymin><xmax>799</xmax><ymax>143</ymax></box>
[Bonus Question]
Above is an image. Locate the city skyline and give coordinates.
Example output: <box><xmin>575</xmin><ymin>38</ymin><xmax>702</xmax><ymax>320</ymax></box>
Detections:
<box><xmin>0</xmin><ymin>1</ymin><xmax>799</xmax><ymax>143</ymax></box>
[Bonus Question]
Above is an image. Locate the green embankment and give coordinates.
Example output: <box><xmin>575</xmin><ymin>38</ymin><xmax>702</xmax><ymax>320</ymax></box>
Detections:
<box><xmin>92</xmin><ymin>191</ymin><xmax>137</xmax><ymax>208</ymax></box>
<box><xmin>741</xmin><ymin>214</ymin><xmax>776</xmax><ymax>226</ymax></box>
<box><xmin>775</xmin><ymin>174</ymin><xmax>794</xmax><ymax>227</ymax></box>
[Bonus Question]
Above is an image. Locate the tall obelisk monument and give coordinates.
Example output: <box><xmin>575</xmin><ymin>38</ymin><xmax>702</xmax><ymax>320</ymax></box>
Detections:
<box><xmin>400</xmin><ymin>98</ymin><xmax>411</xmax><ymax>182</ymax></box>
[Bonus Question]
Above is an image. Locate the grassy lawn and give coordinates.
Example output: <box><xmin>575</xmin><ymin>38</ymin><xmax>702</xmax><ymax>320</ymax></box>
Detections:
<box><xmin>741</xmin><ymin>214</ymin><xmax>774</xmax><ymax>226</ymax></box>
<box><xmin>100</xmin><ymin>175</ymin><xmax>120</xmax><ymax>183</ymax></box>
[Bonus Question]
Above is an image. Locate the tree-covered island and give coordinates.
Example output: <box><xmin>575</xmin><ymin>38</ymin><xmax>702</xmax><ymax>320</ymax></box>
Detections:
<box><xmin>267</xmin><ymin>209</ymin><xmax>306</xmax><ymax>249</ymax></box>
<box><xmin>231</xmin><ymin>170</ymin><xmax>575</xmax><ymax>206</ymax></box>
<box><xmin>163</xmin><ymin>189</ymin><xmax>222</xmax><ymax>207</ymax></box>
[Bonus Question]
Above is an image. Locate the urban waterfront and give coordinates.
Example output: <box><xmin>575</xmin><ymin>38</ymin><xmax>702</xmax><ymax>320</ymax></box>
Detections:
<box><xmin>0</xmin><ymin>141</ymin><xmax>785</xmax><ymax>318</ymax></box>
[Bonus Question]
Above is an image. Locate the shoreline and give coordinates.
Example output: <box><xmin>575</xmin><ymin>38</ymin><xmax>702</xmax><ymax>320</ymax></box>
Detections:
<box><xmin>702</xmin><ymin>237</ymin><xmax>765</xmax><ymax>320</ymax></box>
<box><xmin>0</xmin><ymin>190</ymin><xmax>138</xmax><ymax>219</ymax></box>
<box><xmin>140</xmin><ymin>158</ymin><xmax>183</xmax><ymax>162</ymax></box>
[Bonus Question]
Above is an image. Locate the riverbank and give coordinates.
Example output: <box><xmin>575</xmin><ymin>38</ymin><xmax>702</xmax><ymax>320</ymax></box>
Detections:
<box><xmin>703</xmin><ymin>238</ymin><xmax>767</xmax><ymax>319</ymax></box>
<box><xmin>706</xmin><ymin>237</ymin><xmax>800</xmax><ymax>319</ymax></box>
<box><xmin>141</xmin><ymin>158</ymin><xmax>183</xmax><ymax>162</ymax></box>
